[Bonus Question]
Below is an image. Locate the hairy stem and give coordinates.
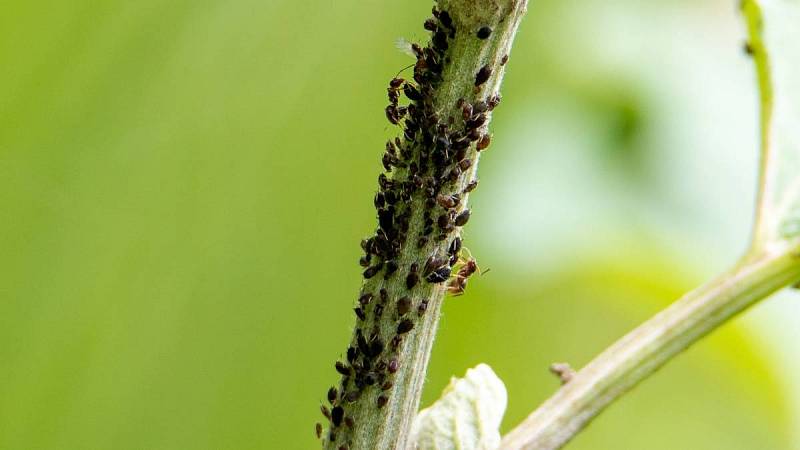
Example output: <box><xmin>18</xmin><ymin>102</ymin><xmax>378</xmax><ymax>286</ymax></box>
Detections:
<box><xmin>320</xmin><ymin>1</ymin><xmax>528</xmax><ymax>449</ymax></box>
<box><xmin>500</xmin><ymin>245</ymin><xmax>800</xmax><ymax>450</ymax></box>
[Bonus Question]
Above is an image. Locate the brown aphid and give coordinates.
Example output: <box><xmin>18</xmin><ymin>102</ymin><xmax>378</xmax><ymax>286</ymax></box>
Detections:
<box><xmin>321</xmin><ymin>404</ymin><xmax>332</xmax><ymax>420</ymax></box>
<box><xmin>329</xmin><ymin>431</ymin><xmax>336</xmax><ymax>442</ymax></box>
<box><xmin>389</xmin><ymin>77</ymin><xmax>404</xmax><ymax>88</ymax></box>
<box><xmin>406</xmin><ymin>263</ymin><xmax>419</xmax><ymax>289</ymax></box>
<box><xmin>436</xmin><ymin>194</ymin><xmax>459</xmax><ymax>209</ymax></box>
<box><xmin>377</xmin><ymin>395</ymin><xmax>389</xmax><ymax>408</ymax></box>
<box><xmin>380</xmin><ymin>288</ymin><xmax>388</xmax><ymax>303</ymax></box>
<box><xmin>477</xmin><ymin>134</ymin><xmax>491</xmax><ymax>151</ymax></box>
<box><xmin>501</xmin><ymin>54</ymin><xmax>509</xmax><ymax>65</ymax></box>
<box><xmin>406</xmin><ymin>272</ymin><xmax>419</xmax><ymax>289</ymax></box>
<box><xmin>459</xmin><ymin>159</ymin><xmax>472</xmax><ymax>171</ymax></box>
<box><xmin>381</xmin><ymin>381</ymin><xmax>393</xmax><ymax>390</ymax></box>
<box><xmin>462</xmin><ymin>102</ymin><xmax>473</xmax><ymax>120</ymax></box>
<box><xmin>345</xmin><ymin>417</ymin><xmax>355</xmax><ymax>429</ymax></box>
<box><xmin>465</xmin><ymin>180</ymin><xmax>479</xmax><ymax>192</ymax></box>
<box><xmin>455</xmin><ymin>209</ymin><xmax>471</xmax><ymax>226</ymax></box>
<box><xmin>316</xmin><ymin>422</ymin><xmax>323</xmax><ymax>439</ymax></box>
<box><xmin>437</xmin><ymin>213</ymin><xmax>450</xmax><ymax>229</ymax></box>
<box><xmin>475</xmin><ymin>65</ymin><xmax>492</xmax><ymax>86</ymax></box>
<box><xmin>477</xmin><ymin>26</ymin><xmax>492</xmax><ymax>39</ymax></box>
<box><xmin>397</xmin><ymin>296</ymin><xmax>412</xmax><ymax>315</ymax></box>
<box><xmin>397</xmin><ymin>319</ymin><xmax>414</xmax><ymax>334</ymax></box>
<box><xmin>359</xmin><ymin>293</ymin><xmax>373</xmax><ymax>306</ymax></box>
<box><xmin>744</xmin><ymin>41</ymin><xmax>754</xmax><ymax>55</ymax></box>
<box><xmin>388</xmin><ymin>358</ymin><xmax>400</xmax><ymax>373</ymax></box>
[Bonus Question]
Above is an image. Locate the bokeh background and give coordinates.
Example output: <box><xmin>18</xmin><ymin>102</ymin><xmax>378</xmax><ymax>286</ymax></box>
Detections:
<box><xmin>2</xmin><ymin>0</ymin><xmax>800</xmax><ymax>449</ymax></box>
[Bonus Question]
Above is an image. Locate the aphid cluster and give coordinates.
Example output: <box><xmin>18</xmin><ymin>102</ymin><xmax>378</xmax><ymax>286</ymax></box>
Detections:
<box><xmin>320</xmin><ymin>7</ymin><xmax>505</xmax><ymax>448</ymax></box>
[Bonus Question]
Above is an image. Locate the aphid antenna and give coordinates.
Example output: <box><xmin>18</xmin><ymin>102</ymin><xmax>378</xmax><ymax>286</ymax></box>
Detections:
<box><xmin>392</xmin><ymin>63</ymin><xmax>416</xmax><ymax>80</ymax></box>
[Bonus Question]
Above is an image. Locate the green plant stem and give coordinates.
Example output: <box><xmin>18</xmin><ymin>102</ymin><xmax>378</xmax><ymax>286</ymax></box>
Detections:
<box><xmin>500</xmin><ymin>245</ymin><xmax>800</xmax><ymax>450</ymax></box>
<box><xmin>322</xmin><ymin>1</ymin><xmax>527</xmax><ymax>449</ymax></box>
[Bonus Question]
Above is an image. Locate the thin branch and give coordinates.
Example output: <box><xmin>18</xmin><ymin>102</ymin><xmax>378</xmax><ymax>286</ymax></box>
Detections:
<box><xmin>500</xmin><ymin>245</ymin><xmax>800</xmax><ymax>450</ymax></box>
<box><xmin>500</xmin><ymin>2</ymin><xmax>800</xmax><ymax>447</ymax></box>
<box><xmin>745</xmin><ymin>0</ymin><xmax>775</xmax><ymax>249</ymax></box>
<box><xmin>319</xmin><ymin>1</ymin><xmax>528</xmax><ymax>449</ymax></box>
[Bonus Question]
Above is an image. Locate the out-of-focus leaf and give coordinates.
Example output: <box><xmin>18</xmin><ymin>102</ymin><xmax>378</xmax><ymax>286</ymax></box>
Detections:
<box><xmin>409</xmin><ymin>364</ymin><xmax>507</xmax><ymax>450</ymax></box>
<box><xmin>744</xmin><ymin>0</ymin><xmax>800</xmax><ymax>247</ymax></box>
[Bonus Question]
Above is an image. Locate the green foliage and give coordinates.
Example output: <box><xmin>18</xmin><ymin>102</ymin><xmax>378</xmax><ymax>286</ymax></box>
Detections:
<box><xmin>0</xmin><ymin>1</ymin><xmax>794</xmax><ymax>449</ymax></box>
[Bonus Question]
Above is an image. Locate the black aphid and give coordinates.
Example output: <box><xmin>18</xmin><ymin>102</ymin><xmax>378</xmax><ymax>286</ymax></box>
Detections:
<box><xmin>335</xmin><ymin>361</ymin><xmax>351</xmax><ymax>376</ymax></box>
<box><xmin>455</xmin><ymin>209</ymin><xmax>471</xmax><ymax>226</ymax></box>
<box><xmin>397</xmin><ymin>319</ymin><xmax>414</xmax><ymax>334</ymax></box>
<box><xmin>359</xmin><ymin>293</ymin><xmax>373</xmax><ymax>306</ymax></box>
<box><xmin>426</xmin><ymin>267</ymin><xmax>450</xmax><ymax>283</ymax></box>
<box><xmin>377</xmin><ymin>395</ymin><xmax>388</xmax><ymax>408</ymax></box>
<box><xmin>331</xmin><ymin>406</ymin><xmax>344</xmax><ymax>427</ymax></box>
<box><xmin>328</xmin><ymin>387</ymin><xmax>338</xmax><ymax>404</ymax></box>
<box><xmin>363</xmin><ymin>264</ymin><xmax>382</xmax><ymax>279</ymax></box>
<box><xmin>475</xmin><ymin>65</ymin><xmax>492</xmax><ymax>86</ymax></box>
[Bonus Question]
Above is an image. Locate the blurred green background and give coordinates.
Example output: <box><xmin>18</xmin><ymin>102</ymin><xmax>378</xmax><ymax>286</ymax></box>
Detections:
<box><xmin>3</xmin><ymin>0</ymin><xmax>800</xmax><ymax>449</ymax></box>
